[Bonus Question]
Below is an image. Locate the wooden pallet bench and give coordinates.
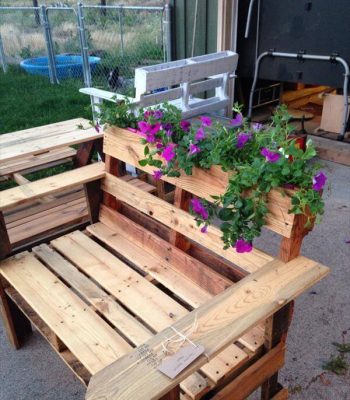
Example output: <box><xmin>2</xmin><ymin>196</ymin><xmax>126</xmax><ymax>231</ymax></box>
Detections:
<box><xmin>0</xmin><ymin>129</ymin><xmax>329</xmax><ymax>400</ymax></box>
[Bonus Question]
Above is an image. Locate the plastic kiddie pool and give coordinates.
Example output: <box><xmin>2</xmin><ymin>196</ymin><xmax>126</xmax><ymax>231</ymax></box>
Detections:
<box><xmin>20</xmin><ymin>55</ymin><xmax>101</xmax><ymax>80</ymax></box>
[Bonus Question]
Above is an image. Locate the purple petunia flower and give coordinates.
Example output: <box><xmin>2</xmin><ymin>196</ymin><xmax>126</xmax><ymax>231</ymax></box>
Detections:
<box><xmin>195</xmin><ymin>127</ymin><xmax>206</xmax><ymax>141</ymax></box>
<box><xmin>143</xmin><ymin>110</ymin><xmax>153</xmax><ymax>119</ymax></box>
<box><xmin>191</xmin><ymin>198</ymin><xmax>209</xmax><ymax>220</ymax></box>
<box><xmin>156</xmin><ymin>142</ymin><xmax>163</xmax><ymax>149</ymax></box>
<box><xmin>137</xmin><ymin>121</ymin><xmax>161</xmax><ymax>135</ymax></box>
<box><xmin>233</xmin><ymin>239</ymin><xmax>253</xmax><ymax>253</ymax></box>
<box><xmin>236</xmin><ymin>132</ymin><xmax>251</xmax><ymax>149</ymax></box>
<box><xmin>252</xmin><ymin>122</ymin><xmax>263</xmax><ymax>132</ymax></box>
<box><xmin>261</xmin><ymin>147</ymin><xmax>281</xmax><ymax>163</ymax></box>
<box><xmin>200</xmin><ymin>225</ymin><xmax>208</xmax><ymax>233</ymax></box>
<box><xmin>94</xmin><ymin>124</ymin><xmax>100</xmax><ymax>133</ymax></box>
<box><xmin>230</xmin><ymin>113</ymin><xmax>243</xmax><ymax>127</ymax></box>
<box><xmin>162</xmin><ymin>122</ymin><xmax>172</xmax><ymax>131</ymax></box>
<box><xmin>161</xmin><ymin>143</ymin><xmax>176</xmax><ymax>162</ymax></box>
<box><xmin>200</xmin><ymin>116</ymin><xmax>212</xmax><ymax>127</ymax></box>
<box><xmin>152</xmin><ymin>170</ymin><xmax>163</xmax><ymax>180</ymax></box>
<box><xmin>312</xmin><ymin>171</ymin><xmax>327</xmax><ymax>191</ymax></box>
<box><xmin>154</xmin><ymin>110</ymin><xmax>163</xmax><ymax>119</ymax></box>
<box><xmin>189</xmin><ymin>143</ymin><xmax>201</xmax><ymax>155</ymax></box>
<box><xmin>180</xmin><ymin>120</ymin><xmax>191</xmax><ymax>132</ymax></box>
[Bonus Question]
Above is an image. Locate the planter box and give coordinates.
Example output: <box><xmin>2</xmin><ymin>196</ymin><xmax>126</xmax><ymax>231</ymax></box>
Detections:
<box><xmin>104</xmin><ymin>126</ymin><xmax>296</xmax><ymax>238</ymax></box>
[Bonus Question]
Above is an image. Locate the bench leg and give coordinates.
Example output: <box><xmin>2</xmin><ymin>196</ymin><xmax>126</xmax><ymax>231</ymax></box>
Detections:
<box><xmin>0</xmin><ymin>282</ymin><xmax>32</xmax><ymax>349</ymax></box>
<box><xmin>159</xmin><ymin>385</ymin><xmax>180</xmax><ymax>400</ymax></box>
<box><xmin>260</xmin><ymin>302</ymin><xmax>294</xmax><ymax>400</ymax></box>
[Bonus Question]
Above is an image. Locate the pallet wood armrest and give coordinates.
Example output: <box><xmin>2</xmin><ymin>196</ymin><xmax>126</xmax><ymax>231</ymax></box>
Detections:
<box><xmin>0</xmin><ymin>163</ymin><xmax>105</xmax><ymax>212</ymax></box>
<box><xmin>86</xmin><ymin>256</ymin><xmax>329</xmax><ymax>400</ymax></box>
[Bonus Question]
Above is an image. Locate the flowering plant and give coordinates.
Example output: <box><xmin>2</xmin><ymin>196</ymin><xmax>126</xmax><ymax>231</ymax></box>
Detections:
<box><xmin>98</xmin><ymin>101</ymin><xmax>326</xmax><ymax>253</ymax></box>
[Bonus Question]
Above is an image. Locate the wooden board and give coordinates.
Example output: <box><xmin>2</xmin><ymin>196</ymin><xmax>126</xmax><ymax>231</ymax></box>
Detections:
<box><xmin>102</xmin><ymin>173</ymin><xmax>273</xmax><ymax>274</ymax></box>
<box><xmin>0</xmin><ymin>162</ymin><xmax>105</xmax><ymax>211</ymax></box>
<box><xmin>0</xmin><ymin>147</ymin><xmax>76</xmax><ymax>177</ymax></box>
<box><xmin>0</xmin><ymin>118</ymin><xmax>102</xmax><ymax>163</ymax></box>
<box><xmin>85</xmin><ymin>256</ymin><xmax>329</xmax><ymax>400</ymax></box>
<box><xmin>310</xmin><ymin>135</ymin><xmax>350</xmax><ymax>166</ymax></box>
<box><xmin>0</xmin><ymin>252</ymin><xmax>132</xmax><ymax>374</ymax></box>
<box><xmin>103</xmin><ymin>126</ymin><xmax>296</xmax><ymax>238</ymax></box>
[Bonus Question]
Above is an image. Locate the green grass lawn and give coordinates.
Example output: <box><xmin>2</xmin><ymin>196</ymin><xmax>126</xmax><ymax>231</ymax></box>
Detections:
<box><xmin>0</xmin><ymin>66</ymin><xmax>92</xmax><ymax>190</ymax></box>
<box><xmin>0</xmin><ymin>66</ymin><xmax>91</xmax><ymax>134</ymax></box>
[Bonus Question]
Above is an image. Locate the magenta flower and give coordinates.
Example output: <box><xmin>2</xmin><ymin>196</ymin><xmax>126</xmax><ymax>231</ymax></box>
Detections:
<box><xmin>156</xmin><ymin>142</ymin><xmax>163</xmax><ymax>149</ymax></box>
<box><xmin>236</xmin><ymin>132</ymin><xmax>250</xmax><ymax>149</ymax></box>
<box><xmin>231</xmin><ymin>113</ymin><xmax>243</xmax><ymax>127</ymax></box>
<box><xmin>146</xmin><ymin>133</ymin><xmax>156</xmax><ymax>143</ymax></box>
<box><xmin>152</xmin><ymin>170</ymin><xmax>163</xmax><ymax>180</ymax></box>
<box><xmin>137</xmin><ymin>121</ymin><xmax>161</xmax><ymax>135</ymax></box>
<box><xmin>253</xmin><ymin>122</ymin><xmax>263</xmax><ymax>132</ymax></box>
<box><xmin>189</xmin><ymin>143</ymin><xmax>201</xmax><ymax>155</ymax></box>
<box><xmin>312</xmin><ymin>172</ymin><xmax>327</xmax><ymax>191</ymax></box>
<box><xmin>195</xmin><ymin>127</ymin><xmax>206</xmax><ymax>141</ymax></box>
<box><xmin>148</xmin><ymin>123</ymin><xmax>161</xmax><ymax>135</ymax></box>
<box><xmin>143</xmin><ymin>110</ymin><xmax>153</xmax><ymax>119</ymax></box>
<box><xmin>191</xmin><ymin>198</ymin><xmax>209</xmax><ymax>220</ymax></box>
<box><xmin>261</xmin><ymin>148</ymin><xmax>281</xmax><ymax>163</ymax></box>
<box><xmin>200</xmin><ymin>115</ymin><xmax>212</xmax><ymax>127</ymax></box>
<box><xmin>200</xmin><ymin>225</ymin><xmax>208</xmax><ymax>233</ymax></box>
<box><xmin>161</xmin><ymin>143</ymin><xmax>176</xmax><ymax>162</ymax></box>
<box><xmin>233</xmin><ymin>239</ymin><xmax>253</xmax><ymax>253</ymax></box>
<box><xmin>138</xmin><ymin>120</ymin><xmax>149</xmax><ymax>133</ymax></box>
<box><xmin>180</xmin><ymin>120</ymin><xmax>191</xmax><ymax>132</ymax></box>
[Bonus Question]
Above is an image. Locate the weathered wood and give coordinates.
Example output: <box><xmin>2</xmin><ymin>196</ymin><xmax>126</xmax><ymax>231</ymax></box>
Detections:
<box><xmin>102</xmin><ymin>173</ymin><xmax>273</xmax><ymax>274</ymax></box>
<box><xmin>85</xmin><ymin>256</ymin><xmax>328</xmax><ymax>400</ymax></box>
<box><xmin>0</xmin><ymin>278</ymin><xmax>32</xmax><ymax>349</ymax></box>
<box><xmin>0</xmin><ymin>162</ymin><xmax>105</xmax><ymax>211</ymax></box>
<box><xmin>271</xmin><ymin>387</ymin><xmax>288</xmax><ymax>400</ymax></box>
<box><xmin>212</xmin><ymin>343</ymin><xmax>285</xmax><ymax>400</ymax></box>
<box><xmin>74</xmin><ymin>140</ymin><xmax>96</xmax><ymax>168</ymax></box>
<box><xmin>159</xmin><ymin>386</ymin><xmax>180</xmax><ymax>400</ymax></box>
<box><xmin>103</xmin><ymin>127</ymin><xmax>296</xmax><ymax>238</ymax></box>
<box><xmin>103</xmin><ymin>155</ymin><xmax>124</xmax><ymax>210</ymax></box>
<box><xmin>0</xmin><ymin>212</ymin><xmax>11</xmax><ymax>259</ymax></box>
<box><xmin>84</xmin><ymin>180</ymin><xmax>102</xmax><ymax>224</ymax></box>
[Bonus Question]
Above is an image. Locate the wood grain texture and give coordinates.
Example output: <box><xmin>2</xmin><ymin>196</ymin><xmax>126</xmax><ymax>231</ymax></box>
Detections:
<box><xmin>102</xmin><ymin>173</ymin><xmax>273</xmax><ymax>274</ymax></box>
<box><xmin>103</xmin><ymin>127</ymin><xmax>296</xmax><ymax>238</ymax></box>
<box><xmin>85</xmin><ymin>256</ymin><xmax>329</xmax><ymax>400</ymax></box>
<box><xmin>0</xmin><ymin>212</ymin><xmax>11</xmax><ymax>259</ymax></box>
<box><xmin>0</xmin><ymin>162</ymin><xmax>105</xmax><ymax>211</ymax></box>
<box><xmin>0</xmin><ymin>252</ymin><xmax>131</xmax><ymax>374</ymax></box>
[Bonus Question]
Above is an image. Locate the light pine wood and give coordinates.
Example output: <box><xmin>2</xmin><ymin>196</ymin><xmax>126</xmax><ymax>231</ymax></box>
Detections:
<box><xmin>102</xmin><ymin>173</ymin><xmax>273</xmax><ymax>274</ymax></box>
<box><xmin>85</xmin><ymin>256</ymin><xmax>328</xmax><ymax>400</ymax></box>
<box><xmin>0</xmin><ymin>252</ymin><xmax>131</xmax><ymax>374</ymax></box>
<box><xmin>103</xmin><ymin>126</ymin><xmax>296</xmax><ymax>237</ymax></box>
<box><xmin>32</xmin><ymin>244</ymin><xmax>153</xmax><ymax>346</ymax></box>
<box><xmin>0</xmin><ymin>118</ymin><xmax>102</xmax><ymax>163</ymax></box>
<box><xmin>0</xmin><ymin>147</ymin><xmax>76</xmax><ymax>177</ymax></box>
<box><xmin>98</xmin><ymin>205</ymin><xmax>232</xmax><ymax>295</ymax></box>
<box><xmin>0</xmin><ymin>162</ymin><xmax>105</xmax><ymax>211</ymax></box>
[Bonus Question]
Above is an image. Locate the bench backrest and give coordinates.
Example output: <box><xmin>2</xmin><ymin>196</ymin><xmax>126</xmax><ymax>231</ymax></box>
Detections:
<box><xmin>100</xmin><ymin>126</ymin><xmax>313</xmax><ymax>275</ymax></box>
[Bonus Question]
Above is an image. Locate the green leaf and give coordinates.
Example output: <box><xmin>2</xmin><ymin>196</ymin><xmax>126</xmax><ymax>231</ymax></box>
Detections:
<box><xmin>138</xmin><ymin>159</ymin><xmax>148</xmax><ymax>167</ymax></box>
<box><xmin>218</xmin><ymin>208</ymin><xmax>233</xmax><ymax>221</ymax></box>
<box><xmin>144</xmin><ymin>146</ymin><xmax>149</xmax><ymax>156</ymax></box>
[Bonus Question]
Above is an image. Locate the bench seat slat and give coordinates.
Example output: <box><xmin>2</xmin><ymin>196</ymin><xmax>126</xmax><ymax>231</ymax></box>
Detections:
<box><xmin>0</xmin><ymin>252</ymin><xmax>132</xmax><ymax>375</ymax></box>
<box><xmin>102</xmin><ymin>173</ymin><xmax>273</xmax><ymax>274</ymax></box>
<box><xmin>85</xmin><ymin>256</ymin><xmax>329</xmax><ymax>400</ymax></box>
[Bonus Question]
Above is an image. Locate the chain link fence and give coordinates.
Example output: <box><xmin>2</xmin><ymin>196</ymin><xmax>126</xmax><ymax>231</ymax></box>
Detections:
<box><xmin>0</xmin><ymin>4</ymin><xmax>170</xmax><ymax>91</ymax></box>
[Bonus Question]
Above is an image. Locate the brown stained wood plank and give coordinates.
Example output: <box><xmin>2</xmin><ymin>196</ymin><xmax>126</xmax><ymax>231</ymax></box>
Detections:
<box><xmin>84</xmin><ymin>180</ymin><xmax>102</xmax><ymax>224</ymax></box>
<box><xmin>102</xmin><ymin>173</ymin><xmax>273</xmax><ymax>274</ymax></box>
<box><xmin>0</xmin><ymin>212</ymin><xmax>11</xmax><ymax>259</ymax></box>
<box><xmin>159</xmin><ymin>386</ymin><xmax>180</xmax><ymax>400</ymax></box>
<box><xmin>169</xmin><ymin>187</ymin><xmax>192</xmax><ymax>251</ymax></box>
<box><xmin>99</xmin><ymin>205</ymin><xmax>232</xmax><ymax>295</ymax></box>
<box><xmin>85</xmin><ymin>256</ymin><xmax>328</xmax><ymax>400</ymax></box>
<box><xmin>5</xmin><ymin>286</ymin><xmax>91</xmax><ymax>386</ymax></box>
<box><xmin>0</xmin><ymin>252</ymin><xmax>131</xmax><ymax>374</ymax></box>
<box><xmin>211</xmin><ymin>343</ymin><xmax>285</xmax><ymax>400</ymax></box>
<box><xmin>33</xmin><ymin>244</ymin><xmax>153</xmax><ymax>347</ymax></box>
<box><xmin>0</xmin><ymin>162</ymin><xmax>105</xmax><ymax>211</ymax></box>
<box><xmin>51</xmin><ymin>231</ymin><xmax>188</xmax><ymax>331</ymax></box>
<box><xmin>7</xmin><ymin>198</ymin><xmax>88</xmax><ymax>245</ymax></box>
<box><xmin>74</xmin><ymin>140</ymin><xmax>96</xmax><ymax>168</ymax></box>
<box><xmin>103</xmin><ymin>127</ymin><xmax>296</xmax><ymax>238</ymax></box>
<box><xmin>103</xmin><ymin>155</ymin><xmax>125</xmax><ymax>210</ymax></box>
<box><xmin>271</xmin><ymin>388</ymin><xmax>288</xmax><ymax>400</ymax></box>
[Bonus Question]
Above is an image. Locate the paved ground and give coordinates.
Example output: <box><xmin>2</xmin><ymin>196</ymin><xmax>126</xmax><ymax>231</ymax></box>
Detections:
<box><xmin>1</xmin><ymin>159</ymin><xmax>349</xmax><ymax>400</ymax></box>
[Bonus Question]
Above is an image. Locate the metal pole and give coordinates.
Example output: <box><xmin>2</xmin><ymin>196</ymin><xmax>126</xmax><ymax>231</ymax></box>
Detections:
<box><xmin>0</xmin><ymin>32</ymin><xmax>7</xmax><ymax>73</ymax></box>
<box><xmin>248</xmin><ymin>51</ymin><xmax>350</xmax><ymax>140</ymax></box>
<box><xmin>77</xmin><ymin>3</ymin><xmax>92</xmax><ymax>87</ymax></box>
<box><xmin>118</xmin><ymin>6</ymin><xmax>124</xmax><ymax>57</ymax></box>
<box><xmin>164</xmin><ymin>4</ymin><xmax>171</xmax><ymax>62</ymax></box>
<box><xmin>41</xmin><ymin>5</ymin><xmax>58</xmax><ymax>84</ymax></box>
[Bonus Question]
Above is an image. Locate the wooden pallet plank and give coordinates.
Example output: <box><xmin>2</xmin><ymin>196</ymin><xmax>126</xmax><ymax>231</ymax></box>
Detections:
<box><xmin>0</xmin><ymin>252</ymin><xmax>131</xmax><ymax>374</ymax></box>
<box><xmin>0</xmin><ymin>162</ymin><xmax>105</xmax><ymax>211</ymax></box>
<box><xmin>102</xmin><ymin>173</ymin><xmax>273</xmax><ymax>274</ymax></box>
<box><xmin>33</xmin><ymin>244</ymin><xmax>153</xmax><ymax>346</ymax></box>
<box><xmin>85</xmin><ymin>256</ymin><xmax>329</xmax><ymax>400</ymax></box>
<box><xmin>51</xmin><ymin>231</ymin><xmax>188</xmax><ymax>331</ymax></box>
<box><xmin>103</xmin><ymin>127</ymin><xmax>295</xmax><ymax>237</ymax></box>
<box><xmin>99</xmin><ymin>205</ymin><xmax>232</xmax><ymax>295</ymax></box>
